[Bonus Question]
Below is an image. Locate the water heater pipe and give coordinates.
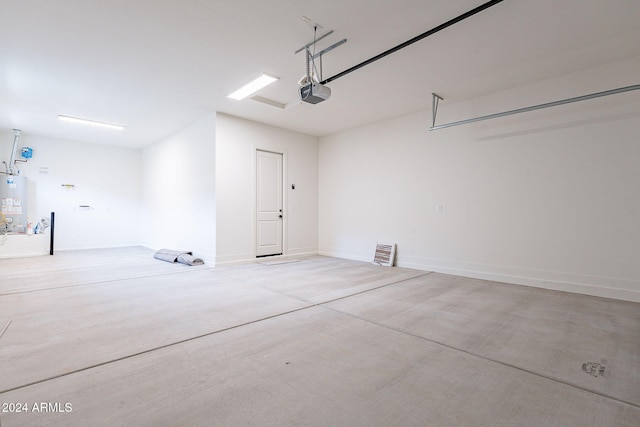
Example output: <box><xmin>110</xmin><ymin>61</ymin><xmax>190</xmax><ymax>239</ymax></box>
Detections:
<box><xmin>7</xmin><ymin>129</ymin><xmax>21</xmax><ymax>175</ymax></box>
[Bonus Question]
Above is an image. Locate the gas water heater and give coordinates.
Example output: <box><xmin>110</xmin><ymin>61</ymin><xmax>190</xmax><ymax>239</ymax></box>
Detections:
<box><xmin>1</xmin><ymin>174</ymin><xmax>28</xmax><ymax>233</ymax></box>
<box><xmin>2</xmin><ymin>129</ymin><xmax>30</xmax><ymax>234</ymax></box>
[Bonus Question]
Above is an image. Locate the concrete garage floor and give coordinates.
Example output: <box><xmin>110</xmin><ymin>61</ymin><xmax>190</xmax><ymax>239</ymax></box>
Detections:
<box><xmin>0</xmin><ymin>247</ymin><xmax>638</xmax><ymax>426</ymax></box>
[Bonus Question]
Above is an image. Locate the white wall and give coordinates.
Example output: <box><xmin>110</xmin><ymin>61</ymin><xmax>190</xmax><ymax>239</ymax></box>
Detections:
<box><xmin>141</xmin><ymin>114</ymin><xmax>216</xmax><ymax>262</ymax></box>
<box><xmin>319</xmin><ymin>56</ymin><xmax>640</xmax><ymax>302</ymax></box>
<box><xmin>0</xmin><ymin>131</ymin><xmax>142</xmax><ymax>253</ymax></box>
<box><xmin>215</xmin><ymin>113</ymin><xmax>318</xmax><ymax>264</ymax></box>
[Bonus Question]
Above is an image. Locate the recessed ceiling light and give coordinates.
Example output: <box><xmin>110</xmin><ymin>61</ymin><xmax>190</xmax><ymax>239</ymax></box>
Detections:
<box><xmin>227</xmin><ymin>73</ymin><xmax>279</xmax><ymax>100</ymax></box>
<box><xmin>58</xmin><ymin>115</ymin><xmax>126</xmax><ymax>130</ymax></box>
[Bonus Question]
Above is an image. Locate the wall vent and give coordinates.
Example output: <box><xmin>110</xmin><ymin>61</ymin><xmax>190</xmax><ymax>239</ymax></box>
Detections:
<box><xmin>373</xmin><ymin>242</ymin><xmax>396</xmax><ymax>267</ymax></box>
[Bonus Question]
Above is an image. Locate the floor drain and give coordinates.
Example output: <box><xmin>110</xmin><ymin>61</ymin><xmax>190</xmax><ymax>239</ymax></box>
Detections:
<box><xmin>582</xmin><ymin>362</ymin><xmax>606</xmax><ymax>377</ymax></box>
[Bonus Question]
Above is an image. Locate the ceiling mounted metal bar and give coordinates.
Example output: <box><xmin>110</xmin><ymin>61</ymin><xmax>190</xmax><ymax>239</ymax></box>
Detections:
<box><xmin>309</xmin><ymin>38</ymin><xmax>347</xmax><ymax>60</ymax></box>
<box><xmin>294</xmin><ymin>30</ymin><xmax>334</xmax><ymax>54</ymax></box>
<box><xmin>431</xmin><ymin>93</ymin><xmax>444</xmax><ymax>129</ymax></box>
<box><xmin>320</xmin><ymin>0</ymin><xmax>504</xmax><ymax>85</ymax></box>
<box><xmin>430</xmin><ymin>84</ymin><xmax>640</xmax><ymax>131</ymax></box>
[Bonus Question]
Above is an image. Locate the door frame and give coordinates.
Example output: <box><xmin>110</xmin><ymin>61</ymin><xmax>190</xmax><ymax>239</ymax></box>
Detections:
<box><xmin>253</xmin><ymin>147</ymin><xmax>287</xmax><ymax>258</ymax></box>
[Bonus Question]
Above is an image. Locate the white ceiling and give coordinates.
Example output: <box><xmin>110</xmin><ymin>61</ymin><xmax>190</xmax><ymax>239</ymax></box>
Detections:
<box><xmin>2</xmin><ymin>0</ymin><xmax>639</xmax><ymax>148</ymax></box>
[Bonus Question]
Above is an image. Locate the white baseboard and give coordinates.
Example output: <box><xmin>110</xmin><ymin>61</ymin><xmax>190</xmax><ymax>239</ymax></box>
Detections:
<box><xmin>319</xmin><ymin>248</ymin><xmax>640</xmax><ymax>303</ymax></box>
<box><xmin>318</xmin><ymin>249</ymin><xmax>370</xmax><ymax>264</ymax></box>
<box><xmin>215</xmin><ymin>249</ymin><xmax>319</xmax><ymax>267</ymax></box>
<box><xmin>406</xmin><ymin>262</ymin><xmax>640</xmax><ymax>303</ymax></box>
<box><xmin>54</xmin><ymin>242</ymin><xmax>142</xmax><ymax>252</ymax></box>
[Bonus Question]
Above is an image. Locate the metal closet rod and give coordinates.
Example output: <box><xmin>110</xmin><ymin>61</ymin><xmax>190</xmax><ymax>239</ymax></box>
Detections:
<box><xmin>430</xmin><ymin>84</ymin><xmax>640</xmax><ymax>131</ymax></box>
<box><xmin>319</xmin><ymin>0</ymin><xmax>505</xmax><ymax>85</ymax></box>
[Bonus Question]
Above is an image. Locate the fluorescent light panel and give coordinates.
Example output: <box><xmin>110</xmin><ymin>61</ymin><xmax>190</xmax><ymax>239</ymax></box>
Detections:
<box><xmin>58</xmin><ymin>115</ymin><xmax>125</xmax><ymax>130</ymax></box>
<box><xmin>228</xmin><ymin>73</ymin><xmax>279</xmax><ymax>100</ymax></box>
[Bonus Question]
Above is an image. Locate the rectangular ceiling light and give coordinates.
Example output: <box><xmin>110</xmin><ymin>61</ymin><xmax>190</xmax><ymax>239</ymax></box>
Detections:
<box><xmin>58</xmin><ymin>115</ymin><xmax>126</xmax><ymax>130</ymax></box>
<box><xmin>227</xmin><ymin>73</ymin><xmax>279</xmax><ymax>100</ymax></box>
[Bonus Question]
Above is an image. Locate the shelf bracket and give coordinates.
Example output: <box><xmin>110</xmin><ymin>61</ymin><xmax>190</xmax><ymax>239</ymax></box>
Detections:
<box><xmin>431</xmin><ymin>93</ymin><xmax>444</xmax><ymax>129</ymax></box>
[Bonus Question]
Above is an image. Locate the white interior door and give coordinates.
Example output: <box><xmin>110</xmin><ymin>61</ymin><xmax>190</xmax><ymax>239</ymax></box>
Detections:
<box><xmin>256</xmin><ymin>150</ymin><xmax>283</xmax><ymax>257</ymax></box>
